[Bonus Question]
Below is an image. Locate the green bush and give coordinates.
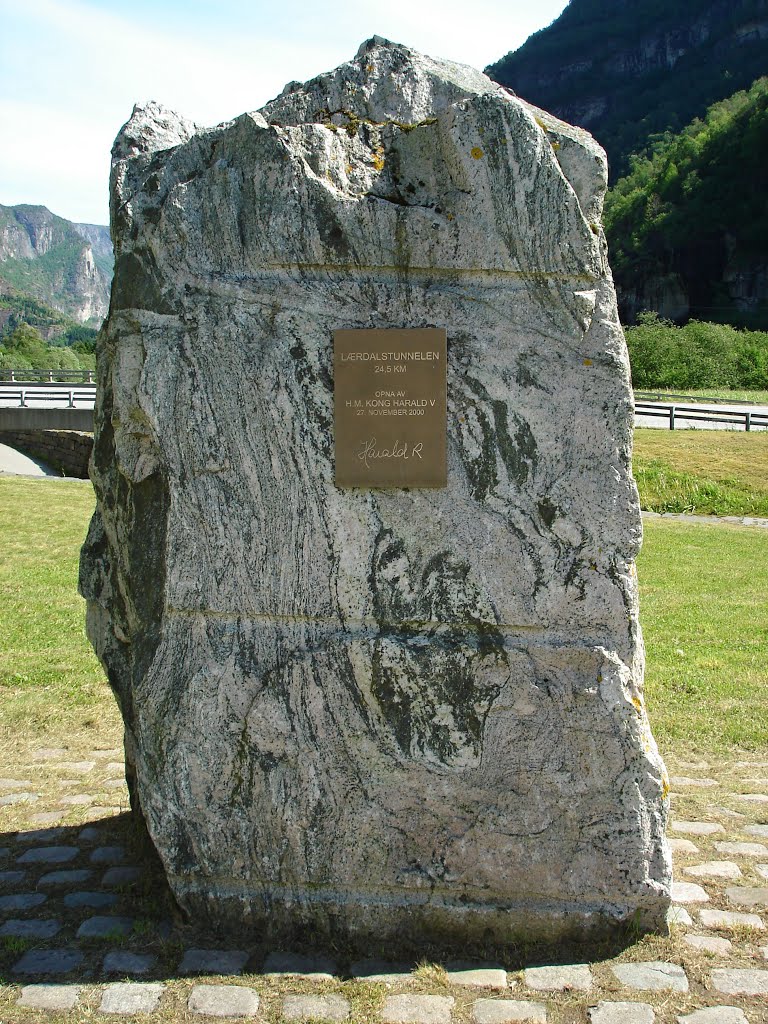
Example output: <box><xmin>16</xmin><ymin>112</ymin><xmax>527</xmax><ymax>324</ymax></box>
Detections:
<box><xmin>626</xmin><ymin>312</ymin><xmax>768</xmax><ymax>389</ymax></box>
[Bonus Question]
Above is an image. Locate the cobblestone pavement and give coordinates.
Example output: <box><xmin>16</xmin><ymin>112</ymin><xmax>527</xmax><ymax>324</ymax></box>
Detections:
<box><xmin>1</xmin><ymin>748</ymin><xmax>767</xmax><ymax>1023</ymax></box>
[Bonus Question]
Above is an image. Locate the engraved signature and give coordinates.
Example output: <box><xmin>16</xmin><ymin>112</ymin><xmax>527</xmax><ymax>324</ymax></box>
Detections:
<box><xmin>357</xmin><ymin>438</ymin><xmax>424</xmax><ymax>469</ymax></box>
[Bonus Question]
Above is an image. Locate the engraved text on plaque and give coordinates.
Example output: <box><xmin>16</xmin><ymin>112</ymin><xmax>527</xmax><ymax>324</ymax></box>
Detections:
<box><xmin>334</xmin><ymin>328</ymin><xmax>447</xmax><ymax>488</ymax></box>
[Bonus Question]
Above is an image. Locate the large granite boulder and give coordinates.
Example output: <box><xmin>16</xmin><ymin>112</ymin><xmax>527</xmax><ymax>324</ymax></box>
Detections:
<box><xmin>80</xmin><ymin>37</ymin><xmax>671</xmax><ymax>953</ymax></box>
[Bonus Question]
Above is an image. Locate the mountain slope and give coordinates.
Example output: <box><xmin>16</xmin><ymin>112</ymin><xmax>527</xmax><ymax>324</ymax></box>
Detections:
<box><xmin>487</xmin><ymin>0</ymin><xmax>768</xmax><ymax>179</ymax></box>
<box><xmin>604</xmin><ymin>78</ymin><xmax>768</xmax><ymax>327</ymax></box>
<box><xmin>0</xmin><ymin>204</ymin><xmax>112</xmax><ymax>324</ymax></box>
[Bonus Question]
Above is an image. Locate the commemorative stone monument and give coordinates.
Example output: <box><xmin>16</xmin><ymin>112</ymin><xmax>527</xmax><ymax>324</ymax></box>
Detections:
<box><xmin>80</xmin><ymin>38</ymin><xmax>671</xmax><ymax>951</ymax></box>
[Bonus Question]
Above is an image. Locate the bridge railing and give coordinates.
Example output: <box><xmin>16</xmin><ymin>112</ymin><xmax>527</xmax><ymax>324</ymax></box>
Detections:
<box><xmin>0</xmin><ymin>385</ymin><xmax>96</xmax><ymax>409</ymax></box>
<box><xmin>0</xmin><ymin>369</ymin><xmax>95</xmax><ymax>384</ymax></box>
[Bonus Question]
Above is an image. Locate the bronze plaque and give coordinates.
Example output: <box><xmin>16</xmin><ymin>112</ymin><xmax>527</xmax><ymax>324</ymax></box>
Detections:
<box><xmin>334</xmin><ymin>328</ymin><xmax>447</xmax><ymax>488</ymax></box>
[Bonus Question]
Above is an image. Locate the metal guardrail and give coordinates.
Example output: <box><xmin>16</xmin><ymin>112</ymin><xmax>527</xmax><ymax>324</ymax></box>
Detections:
<box><xmin>635</xmin><ymin>400</ymin><xmax>768</xmax><ymax>431</ymax></box>
<box><xmin>0</xmin><ymin>384</ymin><xmax>96</xmax><ymax>409</ymax></box>
<box><xmin>0</xmin><ymin>369</ymin><xmax>95</xmax><ymax>383</ymax></box>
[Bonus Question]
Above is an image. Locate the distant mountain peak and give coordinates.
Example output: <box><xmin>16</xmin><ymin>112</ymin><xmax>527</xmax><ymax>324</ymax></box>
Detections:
<box><xmin>0</xmin><ymin>204</ymin><xmax>112</xmax><ymax>325</ymax></box>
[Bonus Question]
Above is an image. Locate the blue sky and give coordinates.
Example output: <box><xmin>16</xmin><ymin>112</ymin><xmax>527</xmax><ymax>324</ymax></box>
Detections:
<box><xmin>0</xmin><ymin>0</ymin><xmax>569</xmax><ymax>225</ymax></box>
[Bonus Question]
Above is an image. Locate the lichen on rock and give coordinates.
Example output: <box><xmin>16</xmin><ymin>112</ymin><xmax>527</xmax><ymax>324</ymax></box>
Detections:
<box><xmin>80</xmin><ymin>37</ymin><xmax>670</xmax><ymax>954</ymax></box>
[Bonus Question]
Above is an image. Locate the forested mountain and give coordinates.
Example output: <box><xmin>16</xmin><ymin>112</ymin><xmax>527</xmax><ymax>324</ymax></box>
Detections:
<box><xmin>0</xmin><ymin>204</ymin><xmax>112</xmax><ymax>325</ymax></box>
<box><xmin>487</xmin><ymin>0</ymin><xmax>768</xmax><ymax>180</ymax></box>
<box><xmin>605</xmin><ymin>79</ymin><xmax>768</xmax><ymax>327</ymax></box>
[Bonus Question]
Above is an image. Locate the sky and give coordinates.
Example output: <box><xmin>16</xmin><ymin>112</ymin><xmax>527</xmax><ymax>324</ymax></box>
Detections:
<box><xmin>0</xmin><ymin>0</ymin><xmax>569</xmax><ymax>226</ymax></box>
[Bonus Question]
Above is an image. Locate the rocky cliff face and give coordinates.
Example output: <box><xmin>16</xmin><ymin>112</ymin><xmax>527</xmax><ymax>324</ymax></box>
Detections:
<box><xmin>80</xmin><ymin>38</ymin><xmax>670</xmax><ymax>953</ymax></box>
<box><xmin>0</xmin><ymin>204</ymin><xmax>112</xmax><ymax>324</ymax></box>
<box><xmin>487</xmin><ymin>0</ymin><xmax>768</xmax><ymax>179</ymax></box>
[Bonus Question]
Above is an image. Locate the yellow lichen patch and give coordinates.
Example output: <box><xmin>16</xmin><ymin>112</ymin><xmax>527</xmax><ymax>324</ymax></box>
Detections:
<box><xmin>632</xmin><ymin>694</ymin><xmax>644</xmax><ymax>712</ymax></box>
<box><xmin>661</xmin><ymin>773</ymin><xmax>670</xmax><ymax>800</ymax></box>
<box><xmin>583</xmin><ymin>358</ymin><xmax>593</xmax><ymax>366</ymax></box>
<box><xmin>470</xmin><ymin>147</ymin><xmax>484</xmax><ymax>160</ymax></box>
<box><xmin>446</xmin><ymin>212</ymin><xmax>454</xmax><ymax>221</ymax></box>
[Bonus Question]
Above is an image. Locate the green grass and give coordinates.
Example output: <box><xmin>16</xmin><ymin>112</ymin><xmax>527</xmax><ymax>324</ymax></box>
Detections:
<box><xmin>0</xmin><ymin>476</ymin><xmax>119</xmax><ymax>751</ymax></box>
<box><xmin>633</xmin><ymin>428</ymin><xmax>768</xmax><ymax>516</ymax></box>
<box><xmin>635</xmin><ymin>387</ymin><xmax>768</xmax><ymax>404</ymax></box>
<box><xmin>638</xmin><ymin>518</ymin><xmax>768</xmax><ymax>755</ymax></box>
<box><xmin>0</xmin><ymin>475</ymin><xmax>765</xmax><ymax>763</ymax></box>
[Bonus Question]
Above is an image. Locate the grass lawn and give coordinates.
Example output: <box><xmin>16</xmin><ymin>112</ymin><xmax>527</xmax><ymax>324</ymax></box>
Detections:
<box><xmin>0</xmin><ymin>473</ymin><xmax>765</xmax><ymax>764</ymax></box>
<box><xmin>0</xmin><ymin>476</ymin><xmax>121</xmax><ymax>759</ymax></box>
<box><xmin>638</xmin><ymin>517</ymin><xmax>768</xmax><ymax>755</ymax></box>
<box><xmin>634</xmin><ymin>387</ymin><xmax>768</xmax><ymax>404</ymax></box>
<box><xmin>633</xmin><ymin>427</ymin><xmax>768</xmax><ymax>516</ymax></box>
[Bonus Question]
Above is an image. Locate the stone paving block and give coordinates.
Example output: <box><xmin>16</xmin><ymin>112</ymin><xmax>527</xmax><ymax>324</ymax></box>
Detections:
<box><xmin>38</xmin><ymin>868</ymin><xmax>92</xmax><ymax>887</ymax></box>
<box><xmin>382</xmin><ymin>994</ymin><xmax>454</xmax><ymax>1023</ymax></box>
<box><xmin>671</xmin><ymin>821</ymin><xmax>725</xmax><ymax>835</ymax></box>
<box><xmin>524</xmin><ymin>964</ymin><xmax>593</xmax><ymax>991</ymax></box>
<box><xmin>670</xmin><ymin>777</ymin><xmax>718</xmax><ymax>788</ymax></box>
<box><xmin>668</xmin><ymin>838</ymin><xmax>699</xmax><ymax>854</ymax></box>
<box><xmin>282</xmin><ymin>993</ymin><xmax>350</xmax><ymax>1020</ymax></box>
<box><xmin>699</xmin><ymin>908</ymin><xmax>765</xmax><ymax>929</ymax></box>
<box><xmin>710</xmin><ymin>967</ymin><xmax>768</xmax><ymax>995</ymax></box>
<box><xmin>0</xmin><ymin>778</ymin><xmax>34</xmax><ymax>790</ymax></box>
<box><xmin>13</xmin><ymin>949</ymin><xmax>84</xmax><ymax>975</ymax></box>
<box><xmin>737</xmin><ymin>793</ymin><xmax>768</xmax><ymax>803</ymax></box>
<box><xmin>263</xmin><ymin>950</ymin><xmax>337</xmax><ymax>979</ymax></box>
<box><xmin>179</xmin><ymin>948</ymin><xmax>250</xmax><ymax>975</ymax></box>
<box><xmin>671</xmin><ymin>881</ymin><xmax>709</xmax><ymax>903</ymax></box>
<box><xmin>756</xmin><ymin>863</ymin><xmax>768</xmax><ymax>879</ymax></box>
<box><xmin>685</xmin><ymin>861</ymin><xmax>741</xmax><ymax>880</ymax></box>
<box><xmin>91</xmin><ymin>845</ymin><xmax>127</xmax><ymax>865</ymax></box>
<box><xmin>589</xmin><ymin>1002</ymin><xmax>655</xmax><ymax>1023</ymax></box>
<box><xmin>683</xmin><ymin>933</ymin><xmax>732</xmax><ymax>954</ymax></box>
<box><xmin>0</xmin><ymin>869</ymin><xmax>26</xmax><ymax>885</ymax></box>
<box><xmin>188</xmin><ymin>984</ymin><xmax>261</xmax><ymax>1017</ymax></box>
<box><xmin>444</xmin><ymin>961</ymin><xmax>508</xmax><ymax>988</ymax></box>
<box><xmin>29</xmin><ymin>811</ymin><xmax>64</xmax><ymax>825</ymax></box>
<box><xmin>707</xmin><ymin>805</ymin><xmax>746</xmax><ymax>819</ymax></box>
<box><xmin>79</xmin><ymin>826</ymin><xmax>104</xmax><ymax>843</ymax></box>
<box><xmin>33</xmin><ymin>747</ymin><xmax>66</xmax><ymax>759</ymax></box>
<box><xmin>0</xmin><ymin>846</ymin><xmax>9</xmax><ymax>859</ymax></box>
<box><xmin>15</xmin><ymin>826</ymin><xmax>68</xmax><ymax>844</ymax></box>
<box><xmin>350</xmin><ymin>958</ymin><xmax>414</xmax><ymax>984</ymax></box>
<box><xmin>103</xmin><ymin>778</ymin><xmax>128</xmax><ymax>789</ymax></box>
<box><xmin>106</xmin><ymin>761</ymin><xmax>125</xmax><ymax>771</ymax></box>
<box><xmin>104</xmin><ymin>951</ymin><xmax>158</xmax><ymax>974</ymax></box>
<box><xmin>677</xmin><ymin>1010</ymin><xmax>748</xmax><ymax>1024</ymax></box>
<box><xmin>761</xmin><ymin>945</ymin><xmax>768</xmax><ymax>959</ymax></box>
<box><xmin>667</xmin><ymin>906</ymin><xmax>693</xmax><ymax>926</ymax></box>
<box><xmin>17</xmin><ymin>983</ymin><xmax>81</xmax><ymax>1010</ymax></box>
<box><xmin>64</xmin><ymin>890</ymin><xmax>118</xmax><ymax>909</ymax></box>
<box><xmin>0</xmin><ymin>892</ymin><xmax>47</xmax><ymax>911</ymax></box>
<box><xmin>725</xmin><ymin>885</ymin><xmax>768</xmax><ymax>908</ymax></box>
<box><xmin>0</xmin><ymin>918</ymin><xmax>61</xmax><ymax>939</ymax></box>
<box><xmin>102</xmin><ymin>866</ymin><xmax>143</xmax><ymax>887</ymax></box>
<box><xmin>57</xmin><ymin>760</ymin><xmax>96</xmax><ymax>773</ymax></box>
<box><xmin>59</xmin><ymin>793</ymin><xmax>96</xmax><ymax>805</ymax></box>
<box><xmin>471</xmin><ymin>1000</ymin><xmax>547</xmax><ymax>1023</ymax></box>
<box><xmin>744</xmin><ymin>824</ymin><xmax>768</xmax><ymax>838</ymax></box>
<box><xmin>610</xmin><ymin>962</ymin><xmax>688</xmax><ymax>992</ymax></box>
<box><xmin>715</xmin><ymin>840</ymin><xmax>768</xmax><ymax>857</ymax></box>
<box><xmin>0</xmin><ymin>792</ymin><xmax>38</xmax><ymax>805</ymax></box>
<box><xmin>99</xmin><ymin>981</ymin><xmax>165</xmax><ymax>1014</ymax></box>
<box><xmin>17</xmin><ymin>845</ymin><xmax>79</xmax><ymax>865</ymax></box>
<box><xmin>76</xmin><ymin>914</ymin><xmax>134</xmax><ymax>938</ymax></box>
